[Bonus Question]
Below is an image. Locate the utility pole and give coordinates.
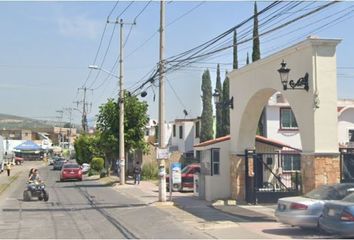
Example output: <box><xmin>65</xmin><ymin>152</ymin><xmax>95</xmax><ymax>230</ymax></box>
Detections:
<box><xmin>76</xmin><ymin>87</ymin><xmax>93</xmax><ymax>133</ymax></box>
<box><xmin>107</xmin><ymin>18</ymin><xmax>135</xmax><ymax>185</ymax></box>
<box><xmin>56</xmin><ymin>110</ymin><xmax>64</xmax><ymax>146</ymax></box>
<box><xmin>158</xmin><ymin>0</ymin><xmax>167</xmax><ymax>202</ymax></box>
<box><xmin>118</xmin><ymin>18</ymin><xmax>126</xmax><ymax>185</ymax></box>
<box><xmin>63</xmin><ymin>107</ymin><xmax>73</xmax><ymax>144</ymax></box>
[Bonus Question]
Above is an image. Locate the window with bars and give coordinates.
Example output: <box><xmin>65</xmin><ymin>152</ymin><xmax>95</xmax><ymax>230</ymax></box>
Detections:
<box><xmin>282</xmin><ymin>154</ymin><xmax>301</xmax><ymax>171</ymax></box>
<box><xmin>195</xmin><ymin>121</ymin><xmax>200</xmax><ymax>138</ymax></box>
<box><xmin>280</xmin><ymin>108</ymin><xmax>298</xmax><ymax>130</ymax></box>
<box><xmin>349</xmin><ymin>129</ymin><xmax>354</xmax><ymax>142</ymax></box>
<box><xmin>211</xmin><ymin>149</ymin><xmax>220</xmax><ymax>175</ymax></box>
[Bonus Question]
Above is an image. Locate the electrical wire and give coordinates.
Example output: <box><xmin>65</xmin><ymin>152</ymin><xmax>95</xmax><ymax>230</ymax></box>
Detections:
<box><xmin>88</xmin><ymin>24</ymin><xmax>117</xmax><ymax>89</ymax></box>
<box><xmin>80</xmin><ymin>1</ymin><xmax>120</xmax><ymax>89</ymax></box>
<box><xmin>130</xmin><ymin>1</ymin><xmax>340</xmax><ymax>95</ymax></box>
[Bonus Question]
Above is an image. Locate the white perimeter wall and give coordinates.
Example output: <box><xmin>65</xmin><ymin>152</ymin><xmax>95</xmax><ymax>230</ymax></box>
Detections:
<box><xmin>197</xmin><ymin>140</ymin><xmax>230</xmax><ymax>201</ymax></box>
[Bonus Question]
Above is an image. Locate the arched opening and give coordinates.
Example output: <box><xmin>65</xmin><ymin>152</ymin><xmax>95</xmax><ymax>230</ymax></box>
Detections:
<box><xmin>235</xmin><ymin>89</ymin><xmax>304</xmax><ymax>203</ymax></box>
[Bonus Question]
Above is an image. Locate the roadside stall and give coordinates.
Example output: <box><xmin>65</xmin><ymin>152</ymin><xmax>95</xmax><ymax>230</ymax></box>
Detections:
<box><xmin>14</xmin><ymin>140</ymin><xmax>43</xmax><ymax>161</ymax></box>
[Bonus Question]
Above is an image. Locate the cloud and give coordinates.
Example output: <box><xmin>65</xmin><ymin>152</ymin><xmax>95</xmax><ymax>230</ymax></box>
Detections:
<box><xmin>57</xmin><ymin>15</ymin><xmax>101</xmax><ymax>40</ymax></box>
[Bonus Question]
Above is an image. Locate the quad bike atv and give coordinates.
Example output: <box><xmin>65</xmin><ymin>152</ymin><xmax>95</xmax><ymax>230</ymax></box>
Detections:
<box><xmin>23</xmin><ymin>181</ymin><xmax>49</xmax><ymax>202</ymax></box>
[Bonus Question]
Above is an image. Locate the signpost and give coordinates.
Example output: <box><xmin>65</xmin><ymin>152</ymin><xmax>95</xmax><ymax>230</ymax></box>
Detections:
<box><xmin>169</xmin><ymin>162</ymin><xmax>181</xmax><ymax>200</ymax></box>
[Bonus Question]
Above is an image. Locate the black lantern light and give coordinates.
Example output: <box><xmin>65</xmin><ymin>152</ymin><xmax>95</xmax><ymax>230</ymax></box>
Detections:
<box><xmin>277</xmin><ymin>60</ymin><xmax>309</xmax><ymax>91</ymax></box>
<box><xmin>212</xmin><ymin>89</ymin><xmax>234</xmax><ymax>109</ymax></box>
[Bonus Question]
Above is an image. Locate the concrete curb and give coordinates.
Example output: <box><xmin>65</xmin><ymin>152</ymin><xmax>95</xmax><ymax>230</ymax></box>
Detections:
<box><xmin>150</xmin><ymin>201</ymin><xmax>175</xmax><ymax>207</ymax></box>
<box><xmin>211</xmin><ymin>199</ymin><xmax>237</xmax><ymax>206</ymax></box>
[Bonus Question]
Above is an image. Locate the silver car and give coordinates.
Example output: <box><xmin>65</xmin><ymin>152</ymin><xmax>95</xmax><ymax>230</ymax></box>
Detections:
<box><xmin>319</xmin><ymin>193</ymin><xmax>354</xmax><ymax>237</ymax></box>
<box><xmin>275</xmin><ymin>183</ymin><xmax>354</xmax><ymax>228</ymax></box>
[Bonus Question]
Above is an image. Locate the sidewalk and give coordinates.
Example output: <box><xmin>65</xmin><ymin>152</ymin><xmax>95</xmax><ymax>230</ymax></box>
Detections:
<box><xmin>111</xmin><ymin>178</ymin><xmax>277</xmax><ymax>223</ymax></box>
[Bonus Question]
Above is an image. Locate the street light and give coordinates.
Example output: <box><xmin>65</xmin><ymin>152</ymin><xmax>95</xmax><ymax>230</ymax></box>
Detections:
<box><xmin>277</xmin><ymin>60</ymin><xmax>309</xmax><ymax>91</ymax></box>
<box><xmin>88</xmin><ymin>65</ymin><xmax>119</xmax><ymax>78</ymax></box>
<box><xmin>88</xmin><ymin>64</ymin><xmax>125</xmax><ymax>185</ymax></box>
<box><xmin>212</xmin><ymin>89</ymin><xmax>234</xmax><ymax>109</ymax></box>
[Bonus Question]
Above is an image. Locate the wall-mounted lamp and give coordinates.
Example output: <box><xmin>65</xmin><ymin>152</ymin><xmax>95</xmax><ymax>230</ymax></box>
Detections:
<box><xmin>278</xmin><ymin>60</ymin><xmax>309</xmax><ymax>91</ymax></box>
<box><xmin>212</xmin><ymin>89</ymin><xmax>234</xmax><ymax>109</ymax></box>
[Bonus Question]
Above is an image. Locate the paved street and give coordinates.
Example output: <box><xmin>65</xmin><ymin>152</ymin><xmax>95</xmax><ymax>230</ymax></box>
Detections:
<box><xmin>0</xmin><ymin>161</ymin><xmax>331</xmax><ymax>239</ymax></box>
<box><xmin>0</xmin><ymin>162</ymin><xmax>210</xmax><ymax>239</ymax></box>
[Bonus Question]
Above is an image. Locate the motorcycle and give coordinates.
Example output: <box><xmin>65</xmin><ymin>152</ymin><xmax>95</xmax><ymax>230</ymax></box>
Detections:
<box><xmin>23</xmin><ymin>181</ymin><xmax>49</xmax><ymax>201</ymax></box>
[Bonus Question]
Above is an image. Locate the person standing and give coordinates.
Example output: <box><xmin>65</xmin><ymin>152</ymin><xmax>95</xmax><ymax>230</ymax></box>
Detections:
<box><xmin>134</xmin><ymin>162</ymin><xmax>142</xmax><ymax>185</ymax></box>
<box><xmin>6</xmin><ymin>163</ymin><xmax>11</xmax><ymax>177</ymax></box>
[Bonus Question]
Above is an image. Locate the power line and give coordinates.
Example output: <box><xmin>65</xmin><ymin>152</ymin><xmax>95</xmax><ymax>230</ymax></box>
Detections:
<box><xmin>116</xmin><ymin>1</ymin><xmax>135</xmax><ymax>20</ymax></box>
<box><xmin>166</xmin><ymin>1</ymin><xmax>205</xmax><ymax>27</ymax></box>
<box><xmin>88</xmin><ymin>24</ymin><xmax>118</xmax><ymax>89</ymax></box>
<box><xmin>130</xmin><ymin>1</ymin><xmax>340</xmax><ymax>95</ymax></box>
<box><xmin>126</xmin><ymin>1</ymin><xmax>206</xmax><ymax>60</ymax></box>
<box><xmin>80</xmin><ymin>2</ymin><xmax>119</xmax><ymax>89</ymax></box>
<box><xmin>91</xmin><ymin>1</ymin><xmax>152</xmax><ymax>96</ymax></box>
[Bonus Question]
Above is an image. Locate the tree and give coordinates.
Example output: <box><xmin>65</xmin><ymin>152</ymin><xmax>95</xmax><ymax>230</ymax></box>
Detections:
<box><xmin>233</xmin><ymin>30</ymin><xmax>238</xmax><ymax>70</ymax></box>
<box><xmin>63</xmin><ymin>122</ymin><xmax>71</xmax><ymax>128</ymax></box>
<box><xmin>222</xmin><ymin>72</ymin><xmax>230</xmax><ymax>136</ymax></box>
<box><xmin>252</xmin><ymin>1</ymin><xmax>260</xmax><ymax>62</ymax></box>
<box><xmin>74</xmin><ymin>134</ymin><xmax>95</xmax><ymax>165</ymax></box>
<box><xmin>95</xmin><ymin>94</ymin><xmax>149</xmax><ymax>169</ymax></box>
<box><xmin>215</xmin><ymin>64</ymin><xmax>223</xmax><ymax>138</ymax></box>
<box><xmin>200</xmin><ymin>69</ymin><xmax>214</xmax><ymax>142</ymax></box>
<box><xmin>251</xmin><ymin>1</ymin><xmax>265</xmax><ymax>136</ymax></box>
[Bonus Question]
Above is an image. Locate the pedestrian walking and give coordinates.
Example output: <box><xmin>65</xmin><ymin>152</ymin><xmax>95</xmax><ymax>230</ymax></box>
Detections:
<box><xmin>6</xmin><ymin>163</ymin><xmax>11</xmax><ymax>177</ymax></box>
<box><xmin>134</xmin><ymin>162</ymin><xmax>142</xmax><ymax>185</ymax></box>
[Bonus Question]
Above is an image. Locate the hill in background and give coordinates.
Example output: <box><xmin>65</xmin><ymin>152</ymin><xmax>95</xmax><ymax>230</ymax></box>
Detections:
<box><xmin>0</xmin><ymin>113</ymin><xmax>80</xmax><ymax>130</ymax></box>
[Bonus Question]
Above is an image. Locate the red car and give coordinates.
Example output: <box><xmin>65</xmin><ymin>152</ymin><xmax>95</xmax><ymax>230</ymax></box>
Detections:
<box><xmin>60</xmin><ymin>163</ymin><xmax>82</xmax><ymax>181</ymax></box>
<box><xmin>166</xmin><ymin>163</ymin><xmax>200</xmax><ymax>192</ymax></box>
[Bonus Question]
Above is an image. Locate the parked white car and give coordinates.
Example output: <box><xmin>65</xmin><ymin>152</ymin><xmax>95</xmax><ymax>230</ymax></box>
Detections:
<box><xmin>81</xmin><ymin>163</ymin><xmax>90</xmax><ymax>174</ymax></box>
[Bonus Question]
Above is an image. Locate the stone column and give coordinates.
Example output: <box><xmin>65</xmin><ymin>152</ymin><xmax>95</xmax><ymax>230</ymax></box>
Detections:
<box><xmin>301</xmin><ymin>153</ymin><xmax>340</xmax><ymax>193</ymax></box>
<box><xmin>230</xmin><ymin>154</ymin><xmax>246</xmax><ymax>202</ymax></box>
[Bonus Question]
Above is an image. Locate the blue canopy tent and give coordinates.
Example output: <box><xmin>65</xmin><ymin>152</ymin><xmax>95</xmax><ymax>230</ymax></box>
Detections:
<box><xmin>14</xmin><ymin>140</ymin><xmax>43</xmax><ymax>161</ymax></box>
<box><xmin>15</xmin><ymin>140</ymin><xmax>42</xmax><ymax>151</ymax></box>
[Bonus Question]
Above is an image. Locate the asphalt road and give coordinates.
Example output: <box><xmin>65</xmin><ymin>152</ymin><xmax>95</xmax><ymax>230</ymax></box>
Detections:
<box><xmin>0</xmin><ymin>161</ymin><xmax>332</xmax><ymax>239</ymax></box>
<box><xmin>0</xmin><ymin>162</ymin><xmax>210</xmax><ymax>239</ymax></box>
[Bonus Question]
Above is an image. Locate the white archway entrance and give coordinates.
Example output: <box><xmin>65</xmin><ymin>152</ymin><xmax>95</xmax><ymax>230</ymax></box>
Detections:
<box><xmin>228</xmin><ymin>37</ymin><xmax>341</xmax><ymax>201</ymax></box>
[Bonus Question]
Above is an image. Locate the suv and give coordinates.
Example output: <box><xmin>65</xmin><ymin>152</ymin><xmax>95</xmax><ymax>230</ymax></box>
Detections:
<box><xmin>53</xmin><ymin>158</ymin><xmax>66</xmax><ymax>170</ymax></box>
<box><xmin>166</xmin><ymin>163</ymin><xmax>200</xmax><ymax>192</ymax></box>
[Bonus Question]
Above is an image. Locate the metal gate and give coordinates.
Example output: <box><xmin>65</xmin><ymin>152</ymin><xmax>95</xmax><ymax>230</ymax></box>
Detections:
<box><xmin>340</xmin><ymin>148</ymin><xmax>354</xmax><ymax>183</ymax></box>
<box><xmin>245</xmin><ymin>149</ymin><xmax>301</xmax><ymax>204</ymax></box>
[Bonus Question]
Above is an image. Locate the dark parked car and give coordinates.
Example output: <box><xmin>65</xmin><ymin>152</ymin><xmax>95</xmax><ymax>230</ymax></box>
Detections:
<box><xmin>166</xmin><ymin>164</ymin><xmax>200</xmax><ymax>192</ymax></box>
<box><xmin>275</xmin><ymin>183</ymin><xmax>354</xmax><ymax>229</ymax></box>
<box><xmin>53</xmin><ymin>159</ymin><xmax>66</xmax><ymax>170</ymax></box>
<box><xmin>319</xmin><ymin>192</ymin><xmax>354</xmax><ymax>237</ymax></box>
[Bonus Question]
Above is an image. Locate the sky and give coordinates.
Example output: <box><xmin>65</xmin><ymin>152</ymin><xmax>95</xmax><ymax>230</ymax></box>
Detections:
<box><xmin>0</xmin><ymin>1</ymin><xmax>354</xmax><ymax>126</ymax></box>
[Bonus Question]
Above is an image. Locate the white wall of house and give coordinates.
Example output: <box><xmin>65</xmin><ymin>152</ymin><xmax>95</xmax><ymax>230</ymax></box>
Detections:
<box><xmin>144</xmin><ymin>120</ymin><xmax>172</xmax><ymax>147</ymax></box>
<box><xmin>265</xmin><ymin>93</ymin><xmax>354</xmax><ymax>150</ymax></box>
<box><xmin>171</xmin><ymin>120</ymin><xmax>198</xmax><ymax>154</ymax></box>
<box><xmin>338</xmin><ymin>107</ymin><xmax>354</xmax><ymax>146</ymax></box>
<box><xmin>265</xmin><ymin>104</ymin><xmax>302</xmax><ymax>150</ymax></box>
<box><xmin>196</xmin><ymin>139</ymin><xmax>230</xmax><ymax>201</ymax></box>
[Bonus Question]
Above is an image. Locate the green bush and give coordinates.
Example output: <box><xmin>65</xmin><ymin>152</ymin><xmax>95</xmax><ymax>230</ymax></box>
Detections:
<box><xmin>91</xmin><ymin>157</ymin><xmax>104</xmax><ymax>171</ymax></box>
<box><xmin>141</xmin><ymin>162</ymin><xmax>158</xmax><ymax>180</ymax></box>
<box><xmin>88</xmin><ymin>169</ymin><xmax>99</xmax><ymax>176</ymax></box>
<box><xmin>100</xmin><ymin>169</ymin><xmax>108</xmax><ymax>178</ymax></box>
